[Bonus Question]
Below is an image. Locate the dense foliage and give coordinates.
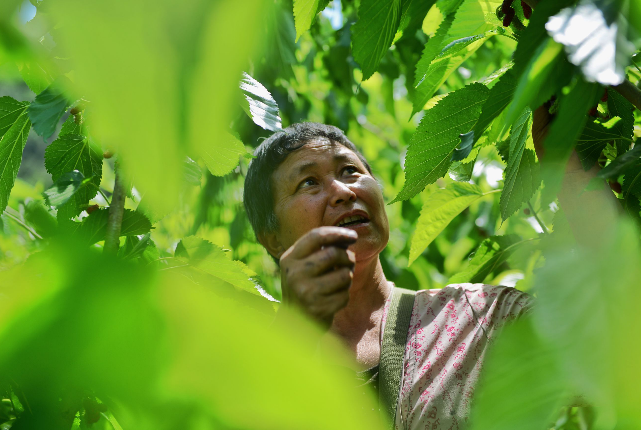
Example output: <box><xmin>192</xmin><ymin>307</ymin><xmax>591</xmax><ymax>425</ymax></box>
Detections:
<box><xmin>0</xmin><ymin>0</ymin><xmax>640</xmax><ymax>428</ymax></box>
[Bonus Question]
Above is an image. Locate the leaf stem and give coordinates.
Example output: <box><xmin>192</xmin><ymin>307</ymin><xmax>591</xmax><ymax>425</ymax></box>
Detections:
<box><xmin>103</xmin><ymin>160</ymin><xmax>126</xmax><ymax>255</ymax></box>
<box><xmin>527</xmin><ymin>201</ymin><xmax>549</xmax><ymax>234</ymax></box>
<box><xmin>3</xmin><ymin>208</ymin><xmax>43</xmax><ymax>240</ymax></box>
<box><xmin>98</xmin><ymin>189</ymin><xmax>111</xmax><ymax>205</ymax></box>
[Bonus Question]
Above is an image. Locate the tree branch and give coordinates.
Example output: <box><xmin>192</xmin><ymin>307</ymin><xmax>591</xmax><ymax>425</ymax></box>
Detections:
<box><xmin>103</xmin><ymin>161</ymin><xmax>126</xmax><ymax>254</ymax></box>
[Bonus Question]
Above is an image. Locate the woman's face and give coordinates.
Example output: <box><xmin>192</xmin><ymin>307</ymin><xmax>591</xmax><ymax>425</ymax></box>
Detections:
<box><xmin>267</xmin><ymin>139</ymin><xmax>389</xmax><ymax>262</ymax></box>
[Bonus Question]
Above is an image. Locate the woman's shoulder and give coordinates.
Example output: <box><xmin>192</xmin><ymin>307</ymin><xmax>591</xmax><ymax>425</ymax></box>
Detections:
<box><xmin>412</xmin><ymin>283</ymin><xmax>533</xmax><ymax>325</ymax></box>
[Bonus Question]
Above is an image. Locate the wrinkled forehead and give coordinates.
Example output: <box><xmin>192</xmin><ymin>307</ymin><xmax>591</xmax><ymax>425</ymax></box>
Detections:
<box><xmin>274</xmin><ymin>139</ymin><xmax>363</xmax><ymax>181</ymax></box>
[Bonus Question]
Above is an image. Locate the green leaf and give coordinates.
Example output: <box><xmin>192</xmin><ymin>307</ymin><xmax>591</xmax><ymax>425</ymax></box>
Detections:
<box><xmin>293</xmin><ymin>0</ymin><xmax>331</xmax><ymax>41</ymax></box>
<box><xmin>202</xmin><ymin>132</ymin><xmax>247</xmax><ymax>177</ymax></box>
<box><xmin>606</xmin><ymin>88</ymin><xmax>635</xmax><ymax>153</ymax></box>
<box><xmin>470</xmin><ymin>317</ymin><xmax>567</xmax><ymax>430</ymax></box>
<box><xmin>442</xmin><ymin>0</ymin><xmax>502</xmax><ymax>43</ymax></box>
<box><xmin>500</xmin><ymin>108</ymin><xmax>540</xmax><ymax>220</ymax></box>
<box><xmin>575</xmin><ymin>118</ymin><xmax>625</xmax><ymax>170</ymax></box>
<box><xmin>43</xmin><ymin>170</ymin><xmax>93</xmax><ymax>207</ymax></box>
<box><xmin>17</xmin><ymin>60</ymin><xmax>57</xmax><ymax>95</ymax></box>
<box><xmin>452</xmin><ymin>130</ymin><xmax>475</xmax><ymax>161</ymax></box>
<box><xmin>44</xmin><ymin>134</ymin><xmax>103</xmax><ymax>218</ymax></box>
<box><xmin>398</xmin><ymin>0</ymin><xmax>437</xmax><ymax>36</ymax></box>
<box><xmin>0</xmin><ymin>96</ymin><xmax>29</xmax><ymax>138</ymax></box>
<box><xmin>449</xmin><ymin>234</ymin><xmax>525</xmax><ymax>283</ymax></box>
<box><xmin>240</xmin><ymin>72</ymin><xmax>282</xmax><ymax>131</ymax></box>
<box><xmin>183</xmin><ymin>157</ymin><xmax>202</xmax><ymax>186</ymax></box>
<box><xmin>470</xmin><ymin>69</ymin><xmax>517</xmax><ymax>146</ymax></box>
<box><xmin>598</xmin><ymin>144</ymin><xmax>641</xmax><ymax>180</ymax></box>
<box><xmin>24</xmin><ymin>200</ymin><xmax>58</xmax><ymax>238</ymax></box>
<box><xmin>27</xmin><ymin>83</ymin><xmax>69</xmax><ymax>140</ymax></box>
<box><xmin>0</xmin><ymin>107</ymin><xmax>31</xmax><ymax>214</ymax></box>
<box><xmin>394</xmin><ymin>83</ymin><xmax>489</xmax><ymax>203</ymax></box>
<box><xmin>412</xmin><ymin>0</ymin><xmax>501</xmax><ymax>115</ymax></box>
<box><xmin>351</xmin><ymin>0</ymin><xmax>402</xmax><ymax>81</ymax></box>
<box><xmin>408</xmin><ymin>182</ymin><xmax>487</xmax><ymax>265</ymax></box>
<box><xmin>175</xmin><ymin>236</ymin><xmax>261</xmax><ymax>297</ymax></box>
<box><xmin>449</xmin><ymin>157</ymin><xmax>476</xmax><ymax>182</ymax></box>
<box><xmin>502</xmin><ymin>39</ymin><xmax>573</xmax><ymax>137</ymax></box>
<box><xmin>118</xmin><ymin>232</ymin><xmax>152</xmax><ymax>260</ymax></box>
<box><xmin>67</xmin><ymin>209</ymin><xmax>153</xmax><ymax>245</ymax></box>
<box><xmin>541</xmin><ymin>79</ymin><xmax>601</xmax><ymax>204</ymax></box>
<box><xmin>416</xmin><ymin>33</ymin><xmax>496</xmax><ymax>116</ymax></box>
<box><xmin>59</xmin><ymin>115</ymin><xmax>86</xmax><ymax>137</ymax></box>
<box><xmin>412</xmin><ymin>11</ymin><xmax>456</xmax><ymax>115</ymax></box>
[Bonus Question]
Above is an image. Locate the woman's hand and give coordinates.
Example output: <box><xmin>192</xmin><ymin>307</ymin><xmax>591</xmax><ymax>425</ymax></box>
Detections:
<box><xmin>279</xmin><ymin>227</ymin><xmax>357</xmax><ymax>328</ymax></box>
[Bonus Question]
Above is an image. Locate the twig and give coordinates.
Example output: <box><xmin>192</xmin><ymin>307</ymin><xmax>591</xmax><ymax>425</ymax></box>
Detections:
<box><xmin>103</xmin><ymin>160</ymin><xmax>126</xmax><ymax>255</ymax></box>
<box><xmin>527</xmin><ymin>201</ymin><xmax>549</xmax><ymax>234</ymax></box>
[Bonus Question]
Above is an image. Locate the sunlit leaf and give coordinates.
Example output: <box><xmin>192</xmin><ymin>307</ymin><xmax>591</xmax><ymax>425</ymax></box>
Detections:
<box><xmin>409</xmin><ymin>182</ymin><xmax>488</xmax><ymax>265</ymax></box>
<box><xmin>546</xmin><ymin>0</ymin><xmax>636</xmax><ymax>86</ymax></box>
<box><xmin>412</xmin><ymin>9</ymin><xmax>456</xmax><ymax>116</ymax></box>
<box><xmin>0</xmin><ymin>106</ymin><xmax>31</xmax><ymax>214</ymax></box>
<box><xmin>394</xmin><ymin>83</ymin><xmax>488</xmax><ymax>203</ymax></box>
<box><xmin>352</xmin><ymin>0</ymin><xmax>402</xmax><ymax>80</ymax></box>
<box><xmin>293</xmin><ymin>0</ymin><xmax>331</xmax><ymax>41</ymax></box>
<box><xmin>500</xmin><ymin>108</ymin><xmax>539</xmax><ymax>220</ymax></box>
<box><xmin>240</xmin><ymin>72</ymin><xmax>283</xmax><ymax>131</ymax></box>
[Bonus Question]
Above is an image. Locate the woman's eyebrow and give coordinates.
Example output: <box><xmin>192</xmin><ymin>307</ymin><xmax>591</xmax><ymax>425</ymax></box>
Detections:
<box><xmin>289</xmin><ymin>161</ymin><xmax>318</xmax><ymax>181</ymax></box>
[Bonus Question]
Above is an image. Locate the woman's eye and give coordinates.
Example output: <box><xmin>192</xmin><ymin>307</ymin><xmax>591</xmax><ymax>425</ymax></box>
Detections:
<box><xmin>343</xmin><ymin>166</ymin><xmax>358</xmax><ymax>175</ymax></box>
<box><xmin>298</xmin><ymin>178</ymin><xmax>317</xmax><ymax>189</ymax></box>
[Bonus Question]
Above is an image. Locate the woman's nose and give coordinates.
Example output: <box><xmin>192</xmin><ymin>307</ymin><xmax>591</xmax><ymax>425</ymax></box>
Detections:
<box><xmin>329</xmin><ymin>179</ymin><xmax>357</xmax><ymax>206</ymax></box>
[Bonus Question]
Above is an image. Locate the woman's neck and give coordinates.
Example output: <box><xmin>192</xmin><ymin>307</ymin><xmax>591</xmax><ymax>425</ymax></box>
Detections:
<box><xmin>330</xmin><ymin>256</ymin><xmax>391</xmax><ymax>337</ymax></box>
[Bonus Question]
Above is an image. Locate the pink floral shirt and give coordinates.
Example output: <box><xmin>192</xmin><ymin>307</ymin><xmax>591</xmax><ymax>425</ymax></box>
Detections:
<box><xmin>380</xmin><ymin>283</ymin><xmax>533</xmax><ymax>430</ymax></box>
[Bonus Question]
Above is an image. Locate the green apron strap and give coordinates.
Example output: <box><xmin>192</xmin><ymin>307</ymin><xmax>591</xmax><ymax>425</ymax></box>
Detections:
<box><xmin>379</xmin><ymin>287</ymin><xmax>416</xmax><ymax>428</ymax></box>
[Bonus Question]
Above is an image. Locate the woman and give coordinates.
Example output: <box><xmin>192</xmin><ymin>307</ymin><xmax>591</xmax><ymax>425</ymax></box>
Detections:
<box><xmin>242</xmin><ymin>117</ymin><xmax>616</xmax><ymax>429</ymax></box>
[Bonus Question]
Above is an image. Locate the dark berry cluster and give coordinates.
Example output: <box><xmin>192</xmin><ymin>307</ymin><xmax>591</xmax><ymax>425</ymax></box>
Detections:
<box><xmin>499</xmin><ymin>0</ymin><xmax>532</xmax><ymax>27</ymax></box>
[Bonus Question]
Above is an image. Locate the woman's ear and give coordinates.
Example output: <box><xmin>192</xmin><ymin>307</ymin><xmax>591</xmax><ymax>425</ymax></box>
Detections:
<box><xmin>257</xmin><ymin>231</ymin><xmax>285</xmax><ymax>260</ymax></box>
